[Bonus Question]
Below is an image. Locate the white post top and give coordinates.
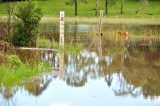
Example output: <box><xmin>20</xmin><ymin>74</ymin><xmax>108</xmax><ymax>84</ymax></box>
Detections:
<box><xmin>60</xmin><ymin>11</ymin><xmax>65</xmax><ymax>21</ymax></box>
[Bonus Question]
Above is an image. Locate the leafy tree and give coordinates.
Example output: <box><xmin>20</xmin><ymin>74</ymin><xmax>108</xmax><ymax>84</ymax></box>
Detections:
<box><xmin>65</xmin><ymin>0</ymin><xmax>87</xmax><ymax>16</ymax></box>
<box><xmin>11</xmin><ymin>1</ymin><xmax>42</xmax><ymax>47</ymax></box>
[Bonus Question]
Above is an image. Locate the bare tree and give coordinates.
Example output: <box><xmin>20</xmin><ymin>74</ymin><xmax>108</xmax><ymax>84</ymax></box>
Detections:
<box><xmin>95</xmin><ymin>0</ymin><xmax>99</xmax><ymax>16</ymax></box>
<box><xmin>120</xmin><ymin>0</ymin><xmax>124</xmax><ymax>14</ymax></box>
<box><xmin>65</xmin><ymin>0</ymin><xmax>87</xmax><ymax>16</ymax></box>
<box><xmin>104</xmin><ymin>0</ymin><xmax>117</xmax><ymax>15</ymax></box>
<box><xmin>105</xmin><ymin>0</ymin><xmax>109</xmax><ymax>15</ymax></box>
<box><xmin>74</xmin><ymin>0</ymin><xmax>78</xmax><ymax>16</ymax></box>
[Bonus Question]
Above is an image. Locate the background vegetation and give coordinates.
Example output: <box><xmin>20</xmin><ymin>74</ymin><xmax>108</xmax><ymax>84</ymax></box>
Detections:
<box><xmin>0</xmin><ymin>0</ymin><xmax>160</xmax><ymax>18</ymax></box>
<box><xmin>11</xmin><ymin>1</ymin><xmax>42</xmax><ymax>47</ymax></box>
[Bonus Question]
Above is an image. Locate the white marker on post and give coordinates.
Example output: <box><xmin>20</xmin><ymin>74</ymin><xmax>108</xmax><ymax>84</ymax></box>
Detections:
<box><xmin>59</xmin><ymin>11</ymin><xmax>65</xmax><ymax>46</ymax></box>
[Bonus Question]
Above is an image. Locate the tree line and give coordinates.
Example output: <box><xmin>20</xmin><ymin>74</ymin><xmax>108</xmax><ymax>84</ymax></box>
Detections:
<box><xmin>65</xmin><ymin>0</ymin><xmax>124</xmax><ymax>16</ymax></box>
<box><xmin>66</xmin><ymin>0</ymin><xmax>151</xmax><ymax>16</ymax></box>
<box><xmin>1</xmin><ymin>0</ymin><xmax>151</xmax><ymax>16</ymax></box>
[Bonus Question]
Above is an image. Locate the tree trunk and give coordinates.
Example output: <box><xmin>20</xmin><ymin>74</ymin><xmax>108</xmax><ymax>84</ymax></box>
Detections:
<box><xmin>95</xmin><ymin>0</ymin><xmax>99</xmax><ymax>16</ymax></box>
<box><xmin>74</xmin><ymin>0</ymin><xmax>78</xmax><ymax>16</ymax></box>
<box><xmin>105</xmin><ymin>0</ymin><xmax>108</xmax><ymax>15</ymax></box>
<box><xmin>121</xmin><ymin>0</ymin><xmax>124</xmax><ymax>14</ymax></box>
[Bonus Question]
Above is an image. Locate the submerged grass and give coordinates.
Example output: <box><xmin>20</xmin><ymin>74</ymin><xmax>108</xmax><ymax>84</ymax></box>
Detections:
<box><xmin>36</xmin><ymin>37</ymin><xmax>81</xmax><ymax>53</ymax></box>
<box><xmin>89</xmin><ymin>24</ymin><xmax>160</xmax><ymax>43</ymax></box>
<box><xmin>0</xmin><ymin>54</ymin><xmax>51</xmax><ymax>86</ymax></box>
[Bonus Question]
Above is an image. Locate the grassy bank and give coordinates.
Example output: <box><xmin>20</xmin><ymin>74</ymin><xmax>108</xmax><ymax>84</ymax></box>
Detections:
<box><xmin>40</xmin><ymin>16</ymin><xmax>160</xmax><ymax>25</ymax></box>
<box><xmin>1</xmin><ymin>16</ymin><xmax>160</xmax><ymax>25</ymax></box>
<box><xmin>0</xmin><ymin>0</ymin><xmax>160</xmax><ymax>18</ymax></box>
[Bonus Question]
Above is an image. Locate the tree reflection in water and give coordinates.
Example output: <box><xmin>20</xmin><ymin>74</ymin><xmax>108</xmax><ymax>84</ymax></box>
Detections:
<box><xmin>22</xmin><ymin>75</ymin><xmax>52</xmax><ymax>96</ymax></box>
<box><xmin>113</xmin><ymin>73</ymin><xmax>142</xmax><ymax>97</ymax></box>
<box><xmin>64</xmin><ymin>51</ymin><xmax>101</xmax><ymax>87</ymax></box>
<box><xmin>0</xmin><ymin>43</ymin><xmax>160</xmax><ymax>104</ymax></box>
<box><xmin>60</xmin><ymin>44</ymin><xmax>160</xmax><ymax>99</ymax></box>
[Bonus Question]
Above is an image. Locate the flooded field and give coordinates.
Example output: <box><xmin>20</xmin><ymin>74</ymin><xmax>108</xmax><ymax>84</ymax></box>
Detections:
<box><xmin>0</xmin><ymin>24</ymin><xmax>160</xmax><ymax>106</ymax></box>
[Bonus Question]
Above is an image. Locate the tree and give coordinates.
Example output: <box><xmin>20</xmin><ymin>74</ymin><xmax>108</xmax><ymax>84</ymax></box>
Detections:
<box><xmin>105</xmin><ymin>0</ymin><xmax>109</xmax><ymax>15</ymax></box>
<box><xmin>65</xmin><ymin>0</ymin><xmax>87</xmax><ymax>16</ymax></box>
<box><xmin>11</xmin><ymin>1</ymin><xmax>42</xmax><ymax>47</ymax></box>
<box><xmin>104</xmin><ymin>0</ymin><xmax>117</xmax><ymax>15</ymax></box>
<box><xmin>95</xmin><ymin>0</ymin><xmax>99</xmax><ymax>16</ymax></box>
<box><xmin>6</xmin><ymin>2</ymin><xmax>14</xmax><ymax>42</ymax></box>
<box><xmin>103</xmin><ymin>0</ymin><xmax>123</xmax><ymax>15</ymax></box>
<box><xmin>120</xmin><ymin>0</ymin><xmax>124</xmax><ymax>14</ymax></box>
<box><xmin>135</xmin><ymin>0</ymin><xmax>149</xmax><ymax>14</ymax></box>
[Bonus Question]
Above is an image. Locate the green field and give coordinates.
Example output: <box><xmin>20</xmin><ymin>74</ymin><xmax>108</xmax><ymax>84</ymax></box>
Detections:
<box><xmin>0</xmin><ymin>0</ymin><xmax>160</xmax><ymax>18</ymax></box>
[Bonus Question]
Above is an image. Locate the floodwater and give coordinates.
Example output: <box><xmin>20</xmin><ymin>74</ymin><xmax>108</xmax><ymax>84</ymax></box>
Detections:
<box><xmin>0</xmin><ymin>24</ymin><xmax>160</xmax><ymax>106</ymax></box>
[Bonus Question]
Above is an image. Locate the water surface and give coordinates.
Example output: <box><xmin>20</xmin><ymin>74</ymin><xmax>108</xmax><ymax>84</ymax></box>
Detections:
<box><xmin>0</xmin><ymin>24</ymin><xmax>160</xmax><ymax>106</ymax></box>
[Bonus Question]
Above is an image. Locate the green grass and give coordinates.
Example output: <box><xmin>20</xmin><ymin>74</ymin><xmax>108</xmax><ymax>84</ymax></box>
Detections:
<box><xmin>0</xmin><ymin>0</ymin><xmax>160</xmax><ymax>18</ymax></box>
<box><xmin>0</xmin><ymin>54</ymin><xmax>51</xmax><ymax>86</ymax></box>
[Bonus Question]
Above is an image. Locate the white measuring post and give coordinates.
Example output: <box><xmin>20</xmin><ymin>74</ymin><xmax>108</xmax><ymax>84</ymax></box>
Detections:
<box><xmin>59</xmin><ymin>11</ymin><xmax>65</xmax><ymax>46</ymax></box>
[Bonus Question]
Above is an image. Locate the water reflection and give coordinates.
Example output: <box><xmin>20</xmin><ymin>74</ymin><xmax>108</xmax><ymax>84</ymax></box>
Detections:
<box><xmin>38</xmin><ymin>42</ymin><xmax>160</xmax><ymax>99</ymax></box>
<box><xmin>0</xmin><ymin>24</ymin><xmax>160</xmax><ymax>106</ymax></box>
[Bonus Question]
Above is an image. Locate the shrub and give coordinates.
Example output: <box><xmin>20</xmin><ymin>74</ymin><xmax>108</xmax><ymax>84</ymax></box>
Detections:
<box><xmin>11</xmin><ymin>1</ymin><xmax>42</xmax><ymax>47</ymax></box>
